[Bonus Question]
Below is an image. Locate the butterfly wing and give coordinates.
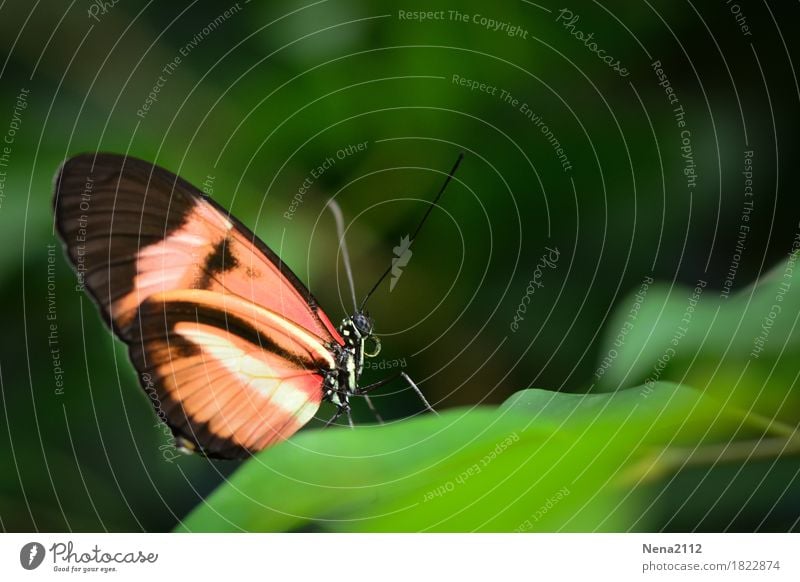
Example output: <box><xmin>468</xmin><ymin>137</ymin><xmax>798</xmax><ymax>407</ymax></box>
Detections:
<box><xmin>54</xmin><ymin>153</ymin><xmax>343</xmax><ymax>458</ymax></box>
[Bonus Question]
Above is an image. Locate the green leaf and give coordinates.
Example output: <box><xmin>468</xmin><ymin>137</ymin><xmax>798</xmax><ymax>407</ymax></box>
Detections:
<box><xmin>593</xmin><ymin>252</ymin><xmax>800</xmax><ymax>424</ymax></box>
<box><xmin>177</xmin><ymin>383</ymin><xmax>764</xmax><ymax>532</ymax></box>
<box><xmin>178</xmin><ymin>257</ymin><xmax>800</xmax><ymax>533</ymax></box>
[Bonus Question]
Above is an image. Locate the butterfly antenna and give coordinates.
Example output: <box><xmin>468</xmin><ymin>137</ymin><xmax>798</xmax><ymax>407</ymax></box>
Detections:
<box><xmin>360</xmin><ymin>152</ymin><xmax>464</xmax><ymax>311</ymax></box>
<box><xmin>326</xmin><ymin>198</ymin><xmax>359</xmax><ymax>312</ymax></box>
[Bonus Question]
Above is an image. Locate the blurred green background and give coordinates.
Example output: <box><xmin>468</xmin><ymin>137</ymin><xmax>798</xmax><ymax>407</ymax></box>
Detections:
<box><xmin>0</xmin><ymin>0</ymin><xmax>798</xmax><ymax>532</ymax></box>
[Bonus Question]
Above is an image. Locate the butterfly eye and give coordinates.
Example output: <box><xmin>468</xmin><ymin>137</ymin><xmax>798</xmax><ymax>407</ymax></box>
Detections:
<box><xmin>353</xmin><ymin>312</ymin><xmax>373</xmax><ymax>335</ymax></box>
<box><xmin>364</xmin><ymin>335</ymin><xmax>381</xmax><ymax>358</ymax></box>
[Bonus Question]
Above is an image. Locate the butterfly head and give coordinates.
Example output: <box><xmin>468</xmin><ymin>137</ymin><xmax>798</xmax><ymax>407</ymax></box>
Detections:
<box><xmin>355</xmin><ymin>311</ymin><xmax>381</xmax><ymax>357</ymax></box>
<box><xmin>340</xmin><ymin>311</ymin><xmax>381</xmax><ymax>358</ymax></box>
<box><xmin>352</xmin><ymin>311</ymin><xmax>373</xmax><ymax>335</ymax></box>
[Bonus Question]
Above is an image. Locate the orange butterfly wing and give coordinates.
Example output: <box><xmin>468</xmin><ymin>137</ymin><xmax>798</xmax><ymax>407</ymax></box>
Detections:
<box><xmin>131</xmin><ymin>290</ymin><xmax>335</xmax><ymax>458</ymax></box>
<box><xmin>54</xmin><ymin>153</ymin><xmax>343</xmax><ymax>459</ymax></box>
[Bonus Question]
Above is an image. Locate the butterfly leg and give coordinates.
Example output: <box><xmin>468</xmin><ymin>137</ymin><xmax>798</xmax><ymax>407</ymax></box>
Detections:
<box><xmin>361</xmin><ymin>393</ymin><xmax>384</xmax><ymax>424</ymax></box>
<box><xmin>324</xmin><ymin>404</ymin><xmax>356</xmax><ymax>428</ymax></box>
<box><xmin>324</xmin><ymin>407</ymin><xmax>344</xmax><ymax>428</ymax></box>
<box><xmin>355</xmin><ymin>373</ymin><xmax>400</xmax><ymax>395</ymax></box>
<box><xmin>399</xmin><ymin>372</ymin><xmax>438</xmax><ymax>415</ymax></box>
<box><xmin>356</xmin><ymin>372</ymin><xmax>438</xmax><ymax>415</ymax></box>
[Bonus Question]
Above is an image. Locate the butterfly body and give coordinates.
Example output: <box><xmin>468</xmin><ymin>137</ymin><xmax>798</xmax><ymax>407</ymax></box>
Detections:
<box><xmin>325</xmin><ymin>312</ymin><xmax>380</xmax><ymax>411</ymax></box>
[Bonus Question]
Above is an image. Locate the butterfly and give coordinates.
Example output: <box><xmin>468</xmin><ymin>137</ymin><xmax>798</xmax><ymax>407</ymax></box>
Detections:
<box><xmin>53</xmin><ymin>153</ymin><xmax>462</xmax><ymax>459</ymax></box>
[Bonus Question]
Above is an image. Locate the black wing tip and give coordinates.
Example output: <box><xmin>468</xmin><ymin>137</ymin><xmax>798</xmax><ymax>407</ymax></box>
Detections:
<box><xmin>54</xmin><ymin>151</ymin><xmax>150</xmax><ymax>183</ymax></box>
<box><xmin>53</xmin><ymin>152</ymin><xmax>124</xmax><ymax>209</ymax></box>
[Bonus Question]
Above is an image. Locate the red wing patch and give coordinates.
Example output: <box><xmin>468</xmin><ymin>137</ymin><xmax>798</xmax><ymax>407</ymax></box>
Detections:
<box><xmin>54</xmin><ymin>153</ymin><xmax>342</xmax><ymax>459</ymax></box>
<box><xmin>54</xmin><ymin>153</ymin><xmax>344</xmax><ymax>344</ymax></box>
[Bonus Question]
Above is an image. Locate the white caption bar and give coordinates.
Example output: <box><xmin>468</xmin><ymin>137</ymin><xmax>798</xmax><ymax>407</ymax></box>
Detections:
<box><xmin>0</xmin><ymin>533</ymin><xmax>797</xmax><ymax>581</ymax></box>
